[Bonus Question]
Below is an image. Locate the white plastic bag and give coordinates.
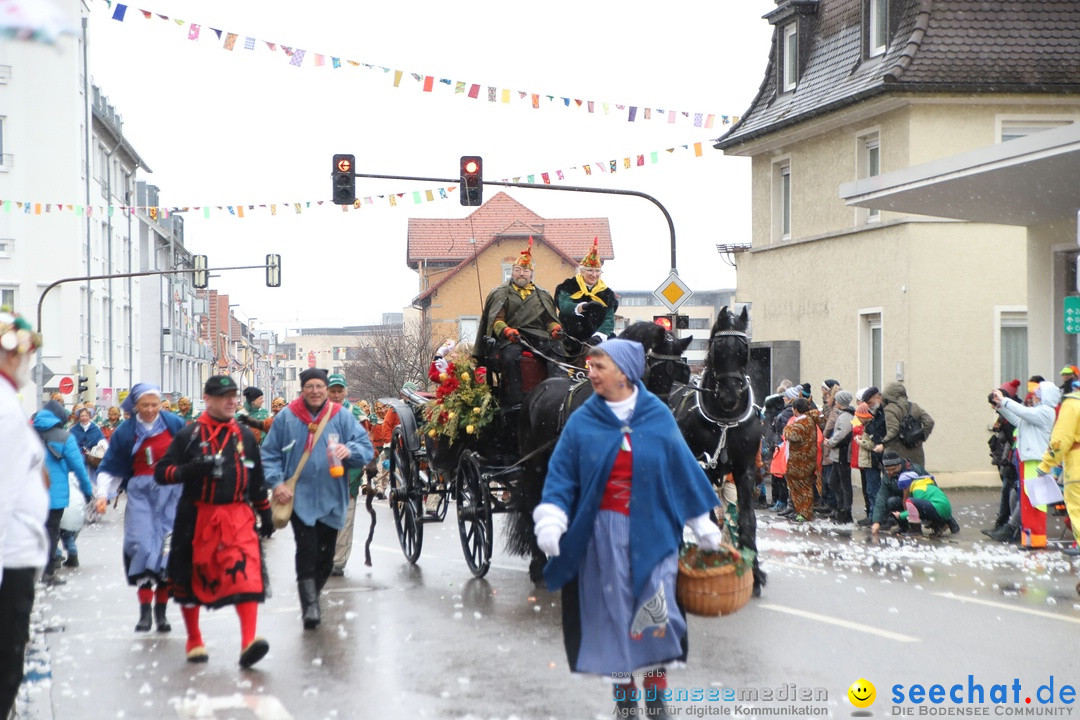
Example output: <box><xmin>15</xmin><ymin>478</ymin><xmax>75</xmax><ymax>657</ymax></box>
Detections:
<box><xmin>59</xmin><ymin>473</ymin><xmax>85</xmax><ymax>533</ymax></box>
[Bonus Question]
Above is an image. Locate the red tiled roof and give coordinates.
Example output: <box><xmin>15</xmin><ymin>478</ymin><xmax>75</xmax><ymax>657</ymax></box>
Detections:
<box><xmin>413</xmin><ymin>234</ymin><xmax>580</xmax><ymax>305</ymax></box>
<box><xmin>407</xmin><ymin>192</ymin><xmax>614</xmax><ymax>267</ymax></box>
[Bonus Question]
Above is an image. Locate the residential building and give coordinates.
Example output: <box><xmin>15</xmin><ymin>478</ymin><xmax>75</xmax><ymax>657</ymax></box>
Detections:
<box><xmin>279</xmin><ymin>318</ymin><xmax>405</xmax><ymax>399</ymax></box>
<box><xmin>408</xmin><ymin>192</ymin><xmax>613</xmax><ymax>347</ymax></box>
<box><xmin>139</xmin><ymin>183</ymin><xmax>213</xmax><ymax>405</ymax></box>
<box><xmin>715</xmin><ymin>0</ymin><xmax>1080</xmax><ymax>483</ymax></box>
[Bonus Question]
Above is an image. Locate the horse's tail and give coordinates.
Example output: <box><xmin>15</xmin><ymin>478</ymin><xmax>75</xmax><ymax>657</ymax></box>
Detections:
<box><xmin>502</xmin><ymin>377</ymin><xmax>571</xmax><ymax>558</ymax></box>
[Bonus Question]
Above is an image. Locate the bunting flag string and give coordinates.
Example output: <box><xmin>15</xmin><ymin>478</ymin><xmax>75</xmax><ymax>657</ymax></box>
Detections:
<box><xmin>99</xmin><ymin>1</ymin><xmax>741</xmax><ymax>131</ymax></box>
<box><xmin>2</xmin><ymin>137</ymin><xmax>717</xmax><ymax>218</ymax></box>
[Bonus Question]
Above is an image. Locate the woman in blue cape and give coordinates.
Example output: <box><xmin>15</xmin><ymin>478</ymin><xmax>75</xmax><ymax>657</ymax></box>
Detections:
<box><xmin>98</xmin><ymin>383</ymin><xmax>186</xmax><ymax>633</ymax></box>
<box><xmin>533</xmin><ymin>339</ymin><xmax>723</xmax><ymax>719</ymax></box>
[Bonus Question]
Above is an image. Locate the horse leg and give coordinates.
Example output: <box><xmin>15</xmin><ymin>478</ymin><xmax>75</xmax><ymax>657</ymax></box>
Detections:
<box><xmin>735</xmin><ymin>460</ymin><xmax>767</xmax><ymax>597</ymax></box>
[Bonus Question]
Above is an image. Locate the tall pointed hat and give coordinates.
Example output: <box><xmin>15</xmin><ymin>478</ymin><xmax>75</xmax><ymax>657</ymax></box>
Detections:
<box><xmin>580</xmin><ymin>237</ymin><xmax>602</xmax><ymax>269</ymax></box>
<box><xmin>514</xmin><ymin>236</ymin><xmax>534</xmax><ymax>268</ymax></box>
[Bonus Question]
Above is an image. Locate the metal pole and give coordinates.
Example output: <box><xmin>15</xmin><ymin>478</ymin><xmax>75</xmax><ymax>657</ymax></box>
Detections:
<box><xmin>355</xmin><ymin>173</ymin><xmax>679</xmax><ymax>272</ymax></box>
<box><xmin>34</xmin><ymin>264</ymin><xmax>269</xmax><ymax>409</ymax></box>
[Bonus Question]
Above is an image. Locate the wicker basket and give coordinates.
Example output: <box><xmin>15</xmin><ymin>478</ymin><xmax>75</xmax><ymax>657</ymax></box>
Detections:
<box><xmin>676</xmin><ymin>543</ymin><xmax>753</xmax><ymax>617</ymax></box>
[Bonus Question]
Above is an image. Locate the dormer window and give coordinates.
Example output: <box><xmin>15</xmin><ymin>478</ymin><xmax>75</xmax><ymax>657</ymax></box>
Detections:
<box><xmin>868</xmin><ymin>0</ymin><xmax>889</xmax><ymax>57</ymax></box>
<box><xmin>781</xmin><ymin>23</ymin><xmax>798</xmax><ymax>92</ymax></box>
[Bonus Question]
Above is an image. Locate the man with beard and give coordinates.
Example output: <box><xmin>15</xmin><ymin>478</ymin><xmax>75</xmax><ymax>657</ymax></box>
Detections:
<box><xmin>554</xmin><ymin>237</ymin><xmax>617</xmax><ymax>345</ymax></box>
<box><xmin>0</xmin><ymin>308</ymin><xmax>48</xmax><ymax>718</ymax></box>
<box><xmin>475</xmin><ymin>237</ymin><xmax>562</xmax><ymax>407</ymax></box>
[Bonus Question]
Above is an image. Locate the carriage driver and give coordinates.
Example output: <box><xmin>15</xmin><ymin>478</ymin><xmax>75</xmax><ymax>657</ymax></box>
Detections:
<box><xmin>475</xmin><ymin>237</ymin><xmax>563</xmax><ymax>407</ymax></box>
<box><xmin>554</xmin><ymin>237</ymin><xmax>618</xmax><ymax>345</ymax></box>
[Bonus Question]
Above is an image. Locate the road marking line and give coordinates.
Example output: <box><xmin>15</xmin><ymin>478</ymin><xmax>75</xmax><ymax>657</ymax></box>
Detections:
<box><xmin>933</xmin><ymin>592</ymin><xmax>1080</xmax><ymax>625</ymax></box>
<box><xmin>758</xmin><ymin>604</ymin><xmax>920</xmax><ymax>642</ymax></box>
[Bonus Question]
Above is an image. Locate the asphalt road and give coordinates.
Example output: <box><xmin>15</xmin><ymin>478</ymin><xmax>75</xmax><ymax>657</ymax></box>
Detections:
<box><xmin>15</xmin><ymin>487</ymin><xmax>1080</xmax><ymax>720</ymax></box>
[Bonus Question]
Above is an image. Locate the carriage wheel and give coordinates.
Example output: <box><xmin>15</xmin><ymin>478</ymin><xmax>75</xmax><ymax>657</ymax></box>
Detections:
<box><xmin>456</xmin><ymin>451</ymin><xmax>493</xmax><ymax>578</ymax></box>
<box><xmin>388</xmin><ymin>427</ymin><xmax>423</xmax><ymax>563</ymax></box>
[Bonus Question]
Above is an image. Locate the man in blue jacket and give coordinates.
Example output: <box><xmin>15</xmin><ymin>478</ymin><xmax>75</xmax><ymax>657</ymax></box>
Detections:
<box><xmin>33</xmin><ymin>401</ymin><xmax>93</xmax><ymax>586</ymax></box>
<box><xmin>261</xmin><ymin>368</ymin><xmax>373</xmax><ymax>629</ymax></box>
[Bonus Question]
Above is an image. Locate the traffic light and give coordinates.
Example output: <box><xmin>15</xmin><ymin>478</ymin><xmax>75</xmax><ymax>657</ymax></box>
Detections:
<box><xmin>266</xmin><ymin>253</ymin><xmax>281</xmax><ymax>287</ymax></box>
<box><xmin>675</xmin><ymin>314</ymin><xmax>690</xmax><ymax>330</ymax></box>
<box><xmin>78</xmin><ymin>364</ymin><xmax>96</xmax><ymax>404</ymax></box>
<box><xmin>459</xmin><ymin>155</ymin><xmax>483</xmax><ymax>206</ymax></box>
<box><xmin>192</xmin><ymin>255</ymin><xmax>208</xmax><ymax>289</ymax></box>
<box><xmin>332</xmin><ymin>154</ymin><xmax>356</xmax><ymax>205</ymax></box>
<box><xmin>653</xmin><ymin>315</ymin><xmax>673</xmax><ymax>332</ymax></box>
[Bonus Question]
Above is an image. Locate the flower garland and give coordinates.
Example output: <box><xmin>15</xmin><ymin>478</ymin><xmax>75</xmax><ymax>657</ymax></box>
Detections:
<box><xmin>421</xmin><ymin>353</ymin><xmax>497</xmax><ymax>446</ymax></box>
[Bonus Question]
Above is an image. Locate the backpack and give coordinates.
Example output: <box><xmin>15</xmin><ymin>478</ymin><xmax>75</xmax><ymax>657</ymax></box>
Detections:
<box><xmin>898</xmin><ymin>403</ymin><xmax>925</xmax><ymax>449</ymax></box>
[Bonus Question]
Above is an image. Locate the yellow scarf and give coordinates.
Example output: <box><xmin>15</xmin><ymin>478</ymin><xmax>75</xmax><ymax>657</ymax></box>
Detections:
<box><xmin>568</xmin><ymin>275</ymin><xmax>608</xmax><ymax>306</ymax></box>
<box><xmin>515</xmin><ymin>282</ymin><xmax>535</xmax><ymax>300</ymax></box>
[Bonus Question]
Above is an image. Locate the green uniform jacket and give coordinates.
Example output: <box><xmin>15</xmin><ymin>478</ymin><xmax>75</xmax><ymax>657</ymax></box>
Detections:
<box><xmin>475</xmin><ymin>281</ymin><xmax>560</xmax><ymax>350</ymax></box>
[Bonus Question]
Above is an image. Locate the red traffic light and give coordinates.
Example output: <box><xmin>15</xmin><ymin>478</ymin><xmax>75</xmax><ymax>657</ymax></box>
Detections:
<box><xmin>336</xmin><ymin>157</ymin><xmax>352</xmax><ymax>173</ymax></box>
<box><xmin>463</xmin><ymin>159</ymin><xmax>479</xmax><ymax>174</ymax></box>
<box><xmin>653</xmin><ymin>315</ymin><xmax>673</xmax><ymax>331</ymax></box>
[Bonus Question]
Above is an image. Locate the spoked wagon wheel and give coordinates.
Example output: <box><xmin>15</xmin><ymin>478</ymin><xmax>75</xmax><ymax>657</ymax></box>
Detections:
<box><xmin>456</xmin><ymin>451</ymin><xmax>493</xmax><ymax>578</ymax></box>
<box><xmin>388</xmin><ymin>427</ymin><xmax>423</xmax><ymax>563</ymax></box>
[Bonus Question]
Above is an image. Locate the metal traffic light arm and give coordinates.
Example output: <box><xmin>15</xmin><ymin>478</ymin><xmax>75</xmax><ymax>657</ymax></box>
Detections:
<box><xmin>354</xmin><ymin>172</ymin><xmax>680</xmax><ymax>271</ymax></box>
<box><xmin>33</xmin><ymin>262</ymin><xmax>274</xmax><ymax>409</ymax></box>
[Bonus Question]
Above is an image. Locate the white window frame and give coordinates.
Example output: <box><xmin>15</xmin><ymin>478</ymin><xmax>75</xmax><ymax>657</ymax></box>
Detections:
<box><xmin>855</xmin><ymin>128</ymin><xmax>881</xmax><ymax>224</ymax></box>
<box><xmin>994</xmin><ymin>306</ymin><xmax>1028</xmax><ymax>385</ymax></box>
<box><xmin>781</xmin><ymin>23</ymin><xmax>798</xmax><ymax>93</ymax></box>
<box><xmin>0</xmin><ymin>237</ymin><xmax>12</xmax><ymax>259</ymax></box>
<box><xmin>996</xmin><ymin>115</ymin><xmax>1077</xmax><ymax>143</ymax></box>
<box><xmin>772</xmin><ymin>157</ymin><xmax>792</xmax><ymax>242</ymax></box>
<box><xmin>501</xmin><ymin>262</ymin><xmax>513</xmax><ymax>283</ymax></box>
<box><xmin>869</xmin><ymin>0</ymin><xmax>889</xmax><ymax>57</ymax></box>
<box><xmin>0</xmin><ymin>287</ymin><xmax>15</xmax><ymax>309</ymax></box>
<box><xmin>458</xmin><ymin>315</ymin><xmax>480</xmax><ymax>345</ymax></box>
<box><xmin>858</xmin><ymin>308</ymin><xmax>883</xmax><ymax>390</ymax></box>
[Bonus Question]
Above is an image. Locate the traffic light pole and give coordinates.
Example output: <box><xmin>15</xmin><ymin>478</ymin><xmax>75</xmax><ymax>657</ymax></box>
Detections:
<box><xmin>34</xmin><ymin>263</ymin><xmax>270</xmax><ymax>409</ymax></box>
<box><xmin>355</xmin><ymin>173</ymin><xmax>679</xmax><ymax>271</ymax></box>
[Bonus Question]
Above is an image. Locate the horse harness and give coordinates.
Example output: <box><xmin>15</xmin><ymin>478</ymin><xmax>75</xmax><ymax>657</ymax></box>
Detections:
<box><xmin>678</xmin><ymin>328</ymin><xmax>757</xmax><ymax>471</ymax></box>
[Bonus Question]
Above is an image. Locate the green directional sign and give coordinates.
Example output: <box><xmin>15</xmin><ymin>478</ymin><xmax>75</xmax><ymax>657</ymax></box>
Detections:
<box><xmin>1066</xmin><ymin>296</ymin><xmax>1080</xmax><ymax>334</ymax></box>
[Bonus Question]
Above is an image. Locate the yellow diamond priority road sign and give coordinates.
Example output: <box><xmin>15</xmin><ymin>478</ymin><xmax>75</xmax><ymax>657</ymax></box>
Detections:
<box><xmin>653</xmin><ymin>272</ymin><xmax>692</xmax><ymax>313</ymax></box>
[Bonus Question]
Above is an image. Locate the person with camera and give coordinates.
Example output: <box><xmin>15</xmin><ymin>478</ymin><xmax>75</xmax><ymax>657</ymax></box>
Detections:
<box><xmin>155</xmin><ymin>375</ymin><xmax>274</xmax><ymax>668</ymax></box>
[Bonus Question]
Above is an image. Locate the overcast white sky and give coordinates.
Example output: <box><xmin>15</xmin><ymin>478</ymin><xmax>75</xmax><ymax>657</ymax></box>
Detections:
<box><xmin>85</xmin><ymin>0</ymin><xmax>775</xmax><ymax>336</ymax></box>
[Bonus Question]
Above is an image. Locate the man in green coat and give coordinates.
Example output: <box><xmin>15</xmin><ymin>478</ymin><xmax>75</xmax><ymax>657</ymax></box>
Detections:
<box><xmin>475</xmin><ymin>238</ymin><xmax>562</xmax><ymax>407</ymax></box>
<box><xmin>328</xmin><ymin>373</ymin><xmax>370</xmax><ymax>576</ymax></box>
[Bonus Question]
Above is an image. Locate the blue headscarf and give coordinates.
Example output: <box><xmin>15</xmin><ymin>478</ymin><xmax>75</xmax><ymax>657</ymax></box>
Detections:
<box><xmin>122</xmin><ymin>383</ymin><xmax>165</xmax><ymax>457</ymax></box>
<box><xmin>121</xmin><ymin>382</ymin><xmax>161</xmax><ymax>416</ymax></box>
<box><xmin>595</xmin><ymin>338</ymin><xmax>645</xmax><ymax>384</ymax></box>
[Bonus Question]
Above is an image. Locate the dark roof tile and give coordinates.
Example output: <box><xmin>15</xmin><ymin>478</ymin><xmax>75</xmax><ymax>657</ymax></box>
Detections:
<box><xmin>718</xmin><ymin>0</ymin><xmax>1080</xmax><ymax>149</ymax></box>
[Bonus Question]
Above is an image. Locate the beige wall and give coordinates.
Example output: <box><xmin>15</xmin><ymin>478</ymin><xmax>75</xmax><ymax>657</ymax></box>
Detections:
<box><xmin>422</xmin><ymin>239</ymin><xmax>577</xmax><ymax>349</ymax></box>
<box><xmin>732</xmin><ymin>97</ymin><xmax>1074</xmax><ymax>481</ymax></box>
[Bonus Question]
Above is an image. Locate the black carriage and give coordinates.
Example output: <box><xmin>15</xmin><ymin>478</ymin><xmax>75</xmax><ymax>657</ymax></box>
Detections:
<box><xmin>383</xmin><ymin>384</ymin><xmax>526</xmax><ymax>578</ymax></box>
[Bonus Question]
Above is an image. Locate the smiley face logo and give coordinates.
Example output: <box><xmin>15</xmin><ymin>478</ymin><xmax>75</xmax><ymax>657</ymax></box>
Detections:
<box><xmin>848</xmin><ymin>678</ymin><xmax>876</xmax><ymax>709</ymax></box>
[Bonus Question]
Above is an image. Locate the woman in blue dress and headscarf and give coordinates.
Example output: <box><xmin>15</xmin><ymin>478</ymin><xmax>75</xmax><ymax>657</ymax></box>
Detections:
<box><xmin>533</xmin><ymin>339</ymin><xmax>724</xmax><ymax>719</ymax></box>
<box><xmin>98</xmin><ymin>383</ymin><xmax>186</xmax><ymax>633</ymax></box>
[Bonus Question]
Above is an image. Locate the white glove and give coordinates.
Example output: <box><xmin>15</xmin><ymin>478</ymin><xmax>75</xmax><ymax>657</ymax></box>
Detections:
<box><xmin>533</xmin><ymin>502</ymin><xmax>569</xmax><ymax>558</ymax></box>
<box><xmin>536</xmin><ymin>525</ymin><xmax>563</xmax><ymax>557</ymax></box>
<box><xmin>687</xmin><ymin>512</ymin><xmax>722</xmax><ymax>552</ymax></box>
<box><xmin>433</xmin><ymin>357</ymin><xmax>449</xmax><ymax>374</ymax></box>
<box><xmin>436</xmin><ymin>338</ymin><xmax>455</xmax><ymax>358</ymax></box>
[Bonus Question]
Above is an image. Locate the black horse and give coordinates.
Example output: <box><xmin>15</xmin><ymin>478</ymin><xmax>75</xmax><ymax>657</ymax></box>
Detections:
<box><xmin>667</xmin><ymin>306</ymin><xmax>767</xmax><ymax>596</ymax></box>
<box><xmin>506</xmin><ymin>321</ymin><xmax>693</xmax><ymax>579</ymax></box>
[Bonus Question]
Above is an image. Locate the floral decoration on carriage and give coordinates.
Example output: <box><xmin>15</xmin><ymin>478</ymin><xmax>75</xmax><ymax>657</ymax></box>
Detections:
<box><xmin>421</xmin><ymin>344</ymin><xmax>497</xmax><ymax>446</ymax></box>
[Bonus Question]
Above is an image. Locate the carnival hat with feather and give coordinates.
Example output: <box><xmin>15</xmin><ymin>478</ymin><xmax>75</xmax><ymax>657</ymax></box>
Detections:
<box><xmin>580</xmin><ymin>237</ymin><xmax>602</xmax><ymax>269</ymax></box>
<box><xmin>513</xmin><ymin>237</ymin><xmax>534</xmax><ymax>268</ymax></box>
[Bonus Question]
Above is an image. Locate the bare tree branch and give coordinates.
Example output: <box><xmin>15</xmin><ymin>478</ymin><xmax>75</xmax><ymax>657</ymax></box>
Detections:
<box><xmin>343</xmin><ymin>317</ymin><xmax>435</xmax><ymax>402</ymax></box>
